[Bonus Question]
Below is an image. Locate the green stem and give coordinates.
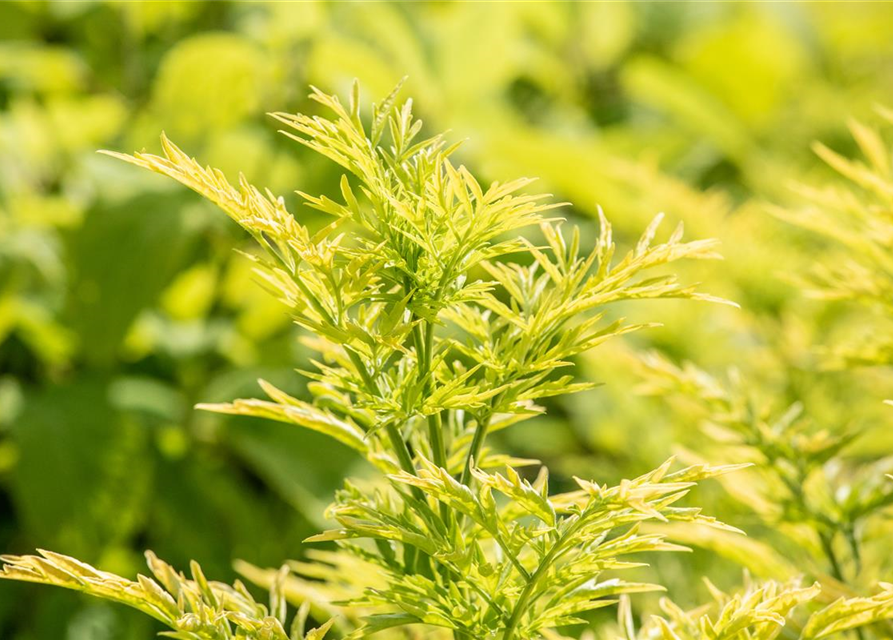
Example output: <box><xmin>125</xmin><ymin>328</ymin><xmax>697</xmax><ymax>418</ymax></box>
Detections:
<box><xmin>428</xmin><ymin>412</ymin><xmax>447</xmax><ymax>469</ymax></box>
<box><xmin>416</xmin><ymin>323</ymin><xmax>448</xmax><ymax>470</ymax></box>
<box><xmin>293</xmin><ymin>273</ymin><xmax>335</xmax><ymax>326</ymax></box>
<box><xmin>843</xmin><ymin>526</ymin><xmax>867</xmax><ymax>640</ymax></box>
<box><xmin>382</xmin><ymin>420</ymin><xmax>430</xmax><ymax>578</ymax></box>
<box><xmin>818</xmin><ymin>530</ymin><xmax>845</xmax><ymax>583</ymax></box>
<box><xmin>778</xmin><ymin>465</ymin><xmax>865</xmax><ymax>639</ymax></box>
<box><xmin>414</xmin><ymin>323</ymin><xmax>454</xmax><ymax>553</ymax></box>
<box><xmin>386</xmin><ymin>422</ymin><xmax>416</xmax><ymax>477</ymax></box>
<box><xmin>491</xmin><ymin>535</ymin><xmax>531</xmax><ymax>581</ymax></box>
<box><xmin>346</xmin><ymin>349</ymin><xmax>379</xmax><ymax>396</ymax></box>
<box><xmin>502</xmin><ymin>525</ymin><xmax>574</xmax><ymax>640</ymax></box>
<box><xmin>460</xmin><ymin>412</ymin><xmax>492</xmax><ymax>486</ymax></box>
<box><xmin>346</xmin><ymin>341</ymin><xmax>426</xmax><ymax>506</ymax></box>
<box><xmin>845</xmin><ymin>525</ymin><xmax>862</xmax><ymax>576</ymax></box>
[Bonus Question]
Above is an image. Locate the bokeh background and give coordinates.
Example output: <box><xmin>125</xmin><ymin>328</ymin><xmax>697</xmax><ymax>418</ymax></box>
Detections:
<box><xmin>2</xmin><ymin>1</ymin><xmax>893</xmax><ymax>638</ymax></box>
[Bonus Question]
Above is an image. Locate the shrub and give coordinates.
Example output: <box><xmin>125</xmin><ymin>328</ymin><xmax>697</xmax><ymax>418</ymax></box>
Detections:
<box><xmin>3</xmin><ymin>84</ymin><xmax>893</xmax><ymax>640</ymax></box>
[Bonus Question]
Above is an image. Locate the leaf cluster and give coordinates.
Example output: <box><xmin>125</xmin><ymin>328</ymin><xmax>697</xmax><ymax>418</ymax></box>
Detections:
<box><xmin>613</xmin><ymin>576</ymin><xmax>893</xmax><ymax>640</ymax></box>
<box><xmin>0</xmin><ymin>83</ymin><xmax>800</xmax><ymax>640</ymax></box>
<box><xmin>771</xmin><ymin>113</ymin><xmax>893</xmax><ymax>370</ymax></box>
<box><xmin>0</xmin><ymin>550</ymin><xmax>334</xmax><ymax>640</ymax></box>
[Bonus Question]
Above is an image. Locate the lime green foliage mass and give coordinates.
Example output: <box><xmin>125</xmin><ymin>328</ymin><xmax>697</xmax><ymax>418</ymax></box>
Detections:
<box><xmin>0</xmin><ymin>550</ymin><xmax>335</xmax><ymax>640</ymax></box>
<box><xmin>2</xmin><ymin>82</ymin><xmax>739</xmax><ymax>639</ymax></box>
<box><xmin>4</xmin><ymin>80</ymin><xmax>893</xmax><ymax>640</ymax></box>
<box><xmin>3</xmin><ymin>2</ymin><xmax>893</xmax><ymax>640</ymax></box>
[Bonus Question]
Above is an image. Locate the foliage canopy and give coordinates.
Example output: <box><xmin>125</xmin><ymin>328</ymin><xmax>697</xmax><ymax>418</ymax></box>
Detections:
<box><xmin>4</xmin><ymin>73</ymin><xmax>893</xmax><ymax>640</ymax></box>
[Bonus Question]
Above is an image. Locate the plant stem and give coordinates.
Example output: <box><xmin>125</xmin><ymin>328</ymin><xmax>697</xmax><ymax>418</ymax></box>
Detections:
<box><xmin>460</xmin><ymin>386</ymin><xmax>510</xmax><ymax>487</ymax></box>
<box><xmin>386</xmin><ymin>422</ymin><xmax>416</xmax><ymax>476</ymax></box>
<box><xmin>428</xmin><ymin>412</ymin><xmax>447</xmax><ymax>469</ymax></box>
<box><xmin>845</xmin><ymin>525</ymin><xmax>862</xmax><ymax>576</ymax></box>
<box><xmin>345</xmin><ymin>346</ymin><xmax>413</xmax><ymax>479</ymax></box>
<box><xmin>843</xmin><ymin>526</ymin><xmax>867</xmax><ymax>640</ymax></box>
<box><xmin>460</xmin><ymin>412</ymin><xmax>492</xmax><ymax>486</ymax></box>
<box><xmin>416</xmin><ymin>323</ymin><xmax>448</xmax><ymax>471</ymax></box>
<box><xmin>502</xmin><ymin>525</ymin><xmax>573</xmax><ymax>640</ymax></box>
<box><xmin>347</xmin><ymin>348</ymin><xmax>423</xmax><ymax>495</ymax></box>
<box><xmin>818</xmin><ymin>530</ymin><xmax>845</xmax><ymax>583</ymax></box>
<box><xmin>414</xmin><ymin>323</ymin><xmax>454</xmax><ymax>562</ymax></box>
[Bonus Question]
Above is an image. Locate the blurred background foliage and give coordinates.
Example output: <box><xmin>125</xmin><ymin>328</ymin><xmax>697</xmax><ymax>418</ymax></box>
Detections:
<box><xmin>2</xmin><ymin>1</ymin><xmax>893</xmax><ymax>638</ymax></box>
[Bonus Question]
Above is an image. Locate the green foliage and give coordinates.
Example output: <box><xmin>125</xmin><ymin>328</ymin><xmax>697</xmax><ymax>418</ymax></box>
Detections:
<box><xmin>637</xmin><ymin>350</ymin><xmax>893</xmax><ymax>580</ymax></box>
<box><xmin>613</xmin><ymin>578</ymin><xmax>893</xmax><ymax>640</ymax></box>
<box><xmin>9</xmin><ymin>74</ymin><xmax>893</xmax><ymax>640</ymax></box>
<box><xmin>625</xmin><ymin>578</ymin><xmax>822</xmax><ymax>640</ymax></box>
<box><xmin>3</xmin><ymin>82</ymin><xmax>742</xmax><ymax>640</ymax></box>
<box><xmin>631</xmin><ymin>117</ymin><xmax>893</xmax><ymax>640</ymax></box>
<box><xmin>0</xmin><ymin>550</ymin><xmax>335</xmax><ymax>640</ymax></box>
<box><xmin>770</xmin><ymin>113</ymin><xmax>893</xmax><ymax>370</ymax></box>
<box><xmin>4</xmin><ymin>3</ymin><xmax>893</xmax><ymax>640</ymax></box>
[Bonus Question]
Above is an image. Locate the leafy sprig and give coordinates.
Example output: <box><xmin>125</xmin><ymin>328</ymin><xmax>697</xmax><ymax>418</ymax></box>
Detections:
<box><xmin>771</xmin><ymin>112</ymin><xmax>893</xmax><ymax>370</ymax></box>
<box><xmin>2</xmin><ymin>82</ymin><xmax>737</xmax><ymax>639</ymax></box>
<box><xmin>637</xmin><ymin>352</ymin><xmax>893</xmax><ymax>588</ymax></box>
<box><xmin>0</xmin><ymin>550</ymin><xmax>335</xmax><ymax>640</ymax></box>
